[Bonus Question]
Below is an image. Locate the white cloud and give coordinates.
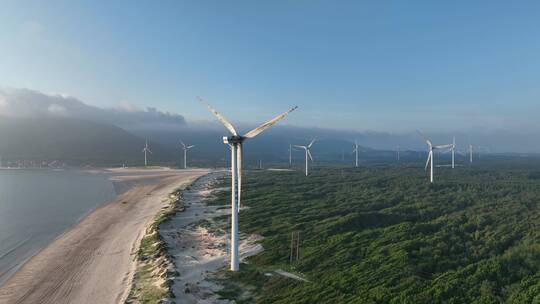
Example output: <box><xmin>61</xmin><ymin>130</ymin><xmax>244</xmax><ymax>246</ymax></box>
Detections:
<box><xmin>46</xmin><ymin>92</ymin><xmax>72</xmax><ymax>99</ymax></box>
<box><xmin>47</xmin><ymin>103</ymin><xmax>67</xmax><ymax>115</ymax></box>
<box><xmin>118</xmin><ymin>100</ymin><xmax>140</xmax><ymax>113</ymax></box>
<box><xmin>0</xmin><ymin>87</ymin><xmax>186</xmax><ymax>130</ymax></box>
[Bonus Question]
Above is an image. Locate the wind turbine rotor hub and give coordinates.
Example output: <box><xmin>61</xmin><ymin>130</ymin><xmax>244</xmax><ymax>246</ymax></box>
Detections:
<box><xmin>224</xmin><ymin>136</ymin><xmax>245</xmax><ymax>145</ymax></box>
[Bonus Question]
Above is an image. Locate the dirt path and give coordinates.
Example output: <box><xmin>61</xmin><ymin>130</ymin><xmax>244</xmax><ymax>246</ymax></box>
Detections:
<box><xmin>0</xmin><ymin>169</ymin><xmax>209</xmax><ymax>304</ymax></box>
<box><xmin>274</xmin><ymin>269</ymin><xmax>310</xmax><ymax>282</ymax></box>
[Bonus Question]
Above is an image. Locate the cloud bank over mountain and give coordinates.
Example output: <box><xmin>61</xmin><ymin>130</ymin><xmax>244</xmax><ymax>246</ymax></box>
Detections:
<box><xmin>0</xmin><ymin>88</ymin><xmax>186</xmax><ymax>130</ymax></box>
<box><xmin>1</xmin><ymin>87</ymin><xmax>539</xmax><ymax>154</ymax></box>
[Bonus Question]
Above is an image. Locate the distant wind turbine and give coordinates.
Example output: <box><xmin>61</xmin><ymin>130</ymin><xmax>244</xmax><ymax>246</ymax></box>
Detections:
<box><xmin>142</xmin><ymin>139</ymin><xmax>152</xmax><ymax>167</ymax></box>
<box><xmin>397</xmin><ymin>145</ymin><xmax>400</xmax><ymax>161</ymax></box>
<box><xmin>199</xmin><ymin>97</ymin><xmax>297</xmax><ymax>272</ymax></box>
<box><xmin>417</xmin><ymin>131</ymin><xmax>453</xmax><ymax>183</ymax></box>
<box><xmin>451</xmin><ymin>136</ymin><xmax>456</xmax><ymax>169</ymax></box>
<box><xmin>289</xmin><ymin>143</ymin><xmax>292</xmax><ymax>166</ymax></box>
<box><xmin>180</xmin><ymin>140</ymin><xmax>195</xmax><ymax>169</ymax></box>
<box><xmin>469</xmin><ymin>144</ymin><xmax>474</xmax><ymax>163</ymax></box>
<box><xmin>295</xmin><ymin>138</ymin><xmax>316</xmax><ymax>176</ymax></box>
<box><xmin>353</xmin><ymin>140</ymin><xmax>359</xmax><ymax>167</ymax></box>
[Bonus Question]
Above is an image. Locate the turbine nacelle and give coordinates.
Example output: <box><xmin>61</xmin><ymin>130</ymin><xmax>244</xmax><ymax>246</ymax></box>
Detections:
<box><xmin>223</xmin><ymin>135</ymin><xmax>245</xmax><ymax>145</ymax></box>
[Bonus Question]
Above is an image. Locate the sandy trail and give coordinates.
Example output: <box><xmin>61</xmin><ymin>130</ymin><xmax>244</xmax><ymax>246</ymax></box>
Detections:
<box><xmin>0</xmin><ymin>169</ymin><xmax>209</xmax><ymax>304</ymax></box>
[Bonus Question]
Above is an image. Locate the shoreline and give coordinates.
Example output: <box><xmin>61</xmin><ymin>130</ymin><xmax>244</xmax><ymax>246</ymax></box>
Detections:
<box><xmin>0</xmin><ymin>168</ymin><xmax>209</xmax><ymax>304</ymax></box>
<box><xmin>0</xmin><ymin>169</ymin><xmax>119</xmax><ymax>286</ymax></box>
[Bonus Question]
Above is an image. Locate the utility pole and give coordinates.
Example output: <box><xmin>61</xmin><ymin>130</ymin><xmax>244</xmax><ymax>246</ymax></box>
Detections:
<box><xmin>296</xmin><ymin>232</ymin><xmax>300</xmax><ymax>261</ymax></box>
<box><xmin>290</xmin><ymin>232</ymin><xmax>294</xmax><ymax>263</ymax></box>
<box><xmin>290</xmin><ymin>231</ymin><xmax>300</xmax><ymax>263</ymax></box>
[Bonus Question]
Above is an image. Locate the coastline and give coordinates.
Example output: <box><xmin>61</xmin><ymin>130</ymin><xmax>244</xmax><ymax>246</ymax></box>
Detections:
<box><xmin>0</xmin><ymin>168</ymin><xmax>118</xmax><ymax>286</ymax></box>
<box><xmin>0</xmin><ymin>168</ymin><xmax>209</xmax><ymax>304</ymax></box>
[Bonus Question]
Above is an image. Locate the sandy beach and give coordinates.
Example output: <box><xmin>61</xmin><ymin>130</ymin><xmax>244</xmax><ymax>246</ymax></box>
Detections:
<box><xmin>0</xmin><ymin>168</ymin><xmax>209</xmax><ymax>304</ymax></box>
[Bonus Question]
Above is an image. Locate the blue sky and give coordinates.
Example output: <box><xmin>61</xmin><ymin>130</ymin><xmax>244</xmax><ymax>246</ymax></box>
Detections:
<box><xmin>1</xmin><ymin>1</ymin><xmax>539</xmax><ymax>133</ymax></box>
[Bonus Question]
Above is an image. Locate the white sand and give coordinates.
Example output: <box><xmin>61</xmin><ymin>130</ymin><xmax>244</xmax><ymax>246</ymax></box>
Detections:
<box><xmin>0</xmin><ymin>168</ymin><xmax>209</xmax><ymax>304</ymax></box>
<box><xmin>160</xmin><ymin>173</ymin><xmax>263</xmax><ymax>304</ymax></box>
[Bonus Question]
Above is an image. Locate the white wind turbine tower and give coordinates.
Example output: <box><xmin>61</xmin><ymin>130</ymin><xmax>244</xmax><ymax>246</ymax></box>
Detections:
<box><xmin>180</xmin><ymin>140</ymin><xmax>195</xmax><ymax>169</ymax></box>
<box><xmin>451</xmin><ymin>136</ymin><xmax>456</xmax><ymax>169</ymax></box>
<box><xmin>353</xmin><ymin>140</ymin><xmax>359</xmax><ymax>167</ymax></box>
<box><xmin>294</xmin><ymin>138</ymin><xmax>316</xmax><ymax>176</ymax></box>
<box><xmin>289</xmin><ymin>143</ymin><xmax>292</xmax><ymax>166</ymax></box>
<box><xmin>397</xmin><ymin>145</ymin><xmax>400</xmax><ymax>161</ymax></box>
<box><xmin>142</xmin><ymin>139</ymin><xmax>152</xmax><ymax>167</ymax></box>
<box><xmin>199</xmin><ymin>97</ymin><xmax>297</xmax><ymax>272</ymax></box>
<box><xmin>417</xmin><ymin>131</ymin><xmax>453</xmax><ymax>183</ymax></box>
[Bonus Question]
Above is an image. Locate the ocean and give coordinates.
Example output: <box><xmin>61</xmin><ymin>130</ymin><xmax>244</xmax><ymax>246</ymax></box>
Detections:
<box><xmin>0</xmin><ymin>169</ymin><xmax>117</xmax><ymax>285</ymax></box>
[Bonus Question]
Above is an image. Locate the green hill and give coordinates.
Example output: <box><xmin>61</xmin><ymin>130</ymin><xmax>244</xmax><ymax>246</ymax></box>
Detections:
<box><xmin>0</xmin><ymin>117</ymin><xmax>175</xmax><ymax>166</ymax></box>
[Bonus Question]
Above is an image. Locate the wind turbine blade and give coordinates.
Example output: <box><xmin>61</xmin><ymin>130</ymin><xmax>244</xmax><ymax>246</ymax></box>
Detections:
<box><xmin>307</xmin><ymin>149</ymin><xmax>313</xmax><ymax>162</ymax></box>
<box><xmin>197</xmin><ymin>97</ymin><xmax>238</xmax><ymax>136</ymax></box>
<box><xmin>187</xmin><ymin>145</ymin><xmax>195</xmax><ymax>149</ymax></box>
<box><xmin>237</xmin><ymin>143</ymin><xmax>242</xmax><ymax>209</ymax></box>
<box><xmin>425</xmin><ymin>151</ymin><xmax>431</xmax><ymax>171</ymax></box>
<box><xmin>308</xmin><ymin>138</ymin><xmax>316</xmax><ymax>148</ymax></box>
<box><xmin>416</xmin><ymin>130</ymin><xmax>432</xmax><ymax>146</ymax></box>
<box><xmin>148</xmin><ymin>149</ymin><xmax>152</xmax><ymax>154</ymax></box>
<box><xmin>435</xmin><ymin>144</ymin><xmax>454</xmax><ymax>149</ymax></box>
<box><xmin>293</xmin><ymin>145</ymin><xmax>306</xmax><ymax>149</ymax></box>
<box><xmin>180</xmin><ymin>140</ymin><xmax>186</xmax><ymax>149</ymax></box>
<box><xmin>243</xmin><ymin>106</ymin><xmax>298</xmax><ymax>139</ymax></box>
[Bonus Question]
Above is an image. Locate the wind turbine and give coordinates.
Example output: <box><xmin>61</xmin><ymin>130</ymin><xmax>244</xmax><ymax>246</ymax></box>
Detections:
<box><xmin>417</xmin><ymin>131</ymin><xmax>453</xmax><ymax>183</ymax></box>
<box><xmin>397</xmin><ymin>145</ymin><xmax>400</xmax><ymax>161</ymax></box>
<box><xmin>199</xmin><ymin>97</ymin><xmax>297</xmax><ymax>272</ymax></box>
<box><xmin>294</xmin><ymin>138</ymin><xmax>316</xmax><ymax>176</ymax></box>
<box><xmin>451</xmin><ymin>136</ymin><xmax>456</xmax><ymax>169</ymax></box>
<box><xmin>180</xmin><ymin>140</ymin><xmax>195</xmax><ymax>169</ymax></box>
<box><xmin>353</xmin><ymin>140</ymin><xmax>359</xmax><ymax>167</ymax></box>
<box><xmin>469</xmin><ymin>144</ymin><xmax>474</xmax><ymax>163</ymax></box>
<box><xmin>142</xmin><ymin>139</ymin><xmax>152</xmax><ymax>167</ymax></box>
<box><xmin>289</xmin><ymin>143</ymin><xmax>292</xmax><ymax>166</ymax></box>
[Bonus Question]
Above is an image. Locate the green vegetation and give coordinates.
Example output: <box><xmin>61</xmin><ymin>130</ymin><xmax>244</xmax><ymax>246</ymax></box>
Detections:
<box><xmin>126</xmin><ymin>189</ymin><xmax>184</xmax><ymax>304</ymax></box>
<box><xmin>217</xmin><ymin>161</ymin><xmax>540</xmax><ymax>303</ymax></box>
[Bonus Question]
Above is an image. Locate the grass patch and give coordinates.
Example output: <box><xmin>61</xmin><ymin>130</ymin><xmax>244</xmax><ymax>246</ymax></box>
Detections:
<box><xmin>125</xmin><ymin>188</ymin><xmax>184</xmax><ymax>303</ymax></box>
